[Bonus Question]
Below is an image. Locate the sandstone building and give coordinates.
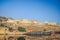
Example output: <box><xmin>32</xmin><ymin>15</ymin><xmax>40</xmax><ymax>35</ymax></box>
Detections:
<box><xmin>0</xmin><ymin>16</ymin><xmax>60</xmax><ymax>40</ymax></box>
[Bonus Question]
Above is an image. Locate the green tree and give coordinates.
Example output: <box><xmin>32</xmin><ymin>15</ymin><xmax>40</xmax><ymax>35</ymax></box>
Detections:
<box><xmin>18</xmin><ymin>27</ymin><xmax>25</xmax><ymax>32</ymax></box>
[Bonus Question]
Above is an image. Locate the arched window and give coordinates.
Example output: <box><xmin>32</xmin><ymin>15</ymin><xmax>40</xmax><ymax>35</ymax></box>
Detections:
<box><xmin>8</xmin><ymin>27</ymin><xmax>13</xmax><ymax>32</ymax></box>
<box><xmin>8</xmin><ymin>37</ymin><xmax>14</xmax><ymax>40</ymax></box>
<box><xmin>17</xmin><ymin>37</ymin><xmax>25</xmax><ymax>40</ymax></box>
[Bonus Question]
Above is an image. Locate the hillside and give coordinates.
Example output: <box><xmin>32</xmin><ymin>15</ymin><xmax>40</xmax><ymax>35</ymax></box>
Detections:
<box><xmin>0</xmin><ymin>16</ymin><xmax>60</xmax><ymax>32</ymax></box>
<box><xmin>0</xmin><ymin>16</ymin><xmax>60</xmax><ymax>40</ymax></box>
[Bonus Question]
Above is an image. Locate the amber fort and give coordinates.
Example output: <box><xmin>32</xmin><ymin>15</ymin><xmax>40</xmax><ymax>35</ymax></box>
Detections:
<box><xmin>0</xmin><ymin>16</ymin><xmax>60</xmax><ymax>40</ymax></box>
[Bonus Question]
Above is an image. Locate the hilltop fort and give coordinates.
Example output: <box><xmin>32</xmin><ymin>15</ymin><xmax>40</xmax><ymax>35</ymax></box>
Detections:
<box><xmin>0</xmin><ymin>16</ymin><xmax>60</xmax><ymax>40</ymax></box>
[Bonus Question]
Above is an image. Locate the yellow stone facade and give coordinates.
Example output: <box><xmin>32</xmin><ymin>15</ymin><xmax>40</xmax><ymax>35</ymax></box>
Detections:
<box><xmin>0</xmin><ymin>17</ymin><xmax>60</xmax><ymax>40</ymax></box>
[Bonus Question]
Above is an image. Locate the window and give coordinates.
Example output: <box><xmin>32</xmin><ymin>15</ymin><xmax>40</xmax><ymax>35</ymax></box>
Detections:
<box><xmin>8</xmin><ymin>37</ymin><xmax>14</xmax><ymax>40</ymax></box>
<box><xmin>17</xmin><ymin>37</ymin><xmax>25</xmax><ymax>40</ymax></box>
<box><xmin>43</xmin><ymin>32</ymin><xmax>51</xmax><ymax>36</ymax></box>
<box><xmin>25</xmin><ymin>31</ymin><xmax>51</xmax><ymax>36</ymax></box>
<box><xmin>55</xmin><ymin>31</ymin><xmax>60</xmax><ymax>34</ymax></box>
<box><xmin>43</xmin><ymin>29</ymin><xmax>46</xmax><ymax>31</ymax></box>
<box><xmin>0</xmin><ymin>24</ymin><xmax>4</xmax><ymax>27</ymax></box>
<box><xmin>4</xmin><ymin>38</ymin><xmax>6</xmax><ymax>40</ymax></box>
<box><xmin>8</xmin><ymin>27</ymin><xmax>13</xmax><ymax>32</ymax></box>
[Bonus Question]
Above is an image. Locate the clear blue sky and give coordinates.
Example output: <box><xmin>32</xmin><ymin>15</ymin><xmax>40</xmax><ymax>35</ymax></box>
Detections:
<box><xmin>0</xmin><ymin>0</ymin><xmax>60</xmax><ymax>23</ymax></box>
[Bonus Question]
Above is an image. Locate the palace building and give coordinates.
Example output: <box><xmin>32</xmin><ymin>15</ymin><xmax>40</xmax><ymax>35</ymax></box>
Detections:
<box><xmin>0</xmin><ymin>16</ymin><xmax>60</xmax><ymax>40</ymax></box>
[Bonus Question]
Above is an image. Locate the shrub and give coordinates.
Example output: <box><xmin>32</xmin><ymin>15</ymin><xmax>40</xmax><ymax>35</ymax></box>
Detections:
<box><xmin>18</xmin><ymin>27</ymin><xmax>25</xmax><ymax>32</ymax></box>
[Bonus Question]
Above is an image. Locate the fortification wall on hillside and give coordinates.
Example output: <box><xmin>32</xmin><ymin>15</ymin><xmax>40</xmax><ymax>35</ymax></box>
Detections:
<box><xmin>0</xmin><ymin>16</ymin><xmax>60</xmax><ymax>40</ymax></box>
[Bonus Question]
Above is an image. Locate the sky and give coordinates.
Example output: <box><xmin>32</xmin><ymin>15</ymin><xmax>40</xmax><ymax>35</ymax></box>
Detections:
<box><xmin>0</xmin><ymin>0</ymin><xmax>60</xmax><ymax>23</ymax></box>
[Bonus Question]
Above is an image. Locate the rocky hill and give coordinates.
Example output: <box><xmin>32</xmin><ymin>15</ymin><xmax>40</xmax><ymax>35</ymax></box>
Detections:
<box><xmin>0</xmin><ymin>16</ymin><xmax>60</xmax><ymax>32</ymax></box>
<box><xmin>0</xmin><ymin>16</ymin><xmax>60</xmax><ymax>40</ymax></box>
